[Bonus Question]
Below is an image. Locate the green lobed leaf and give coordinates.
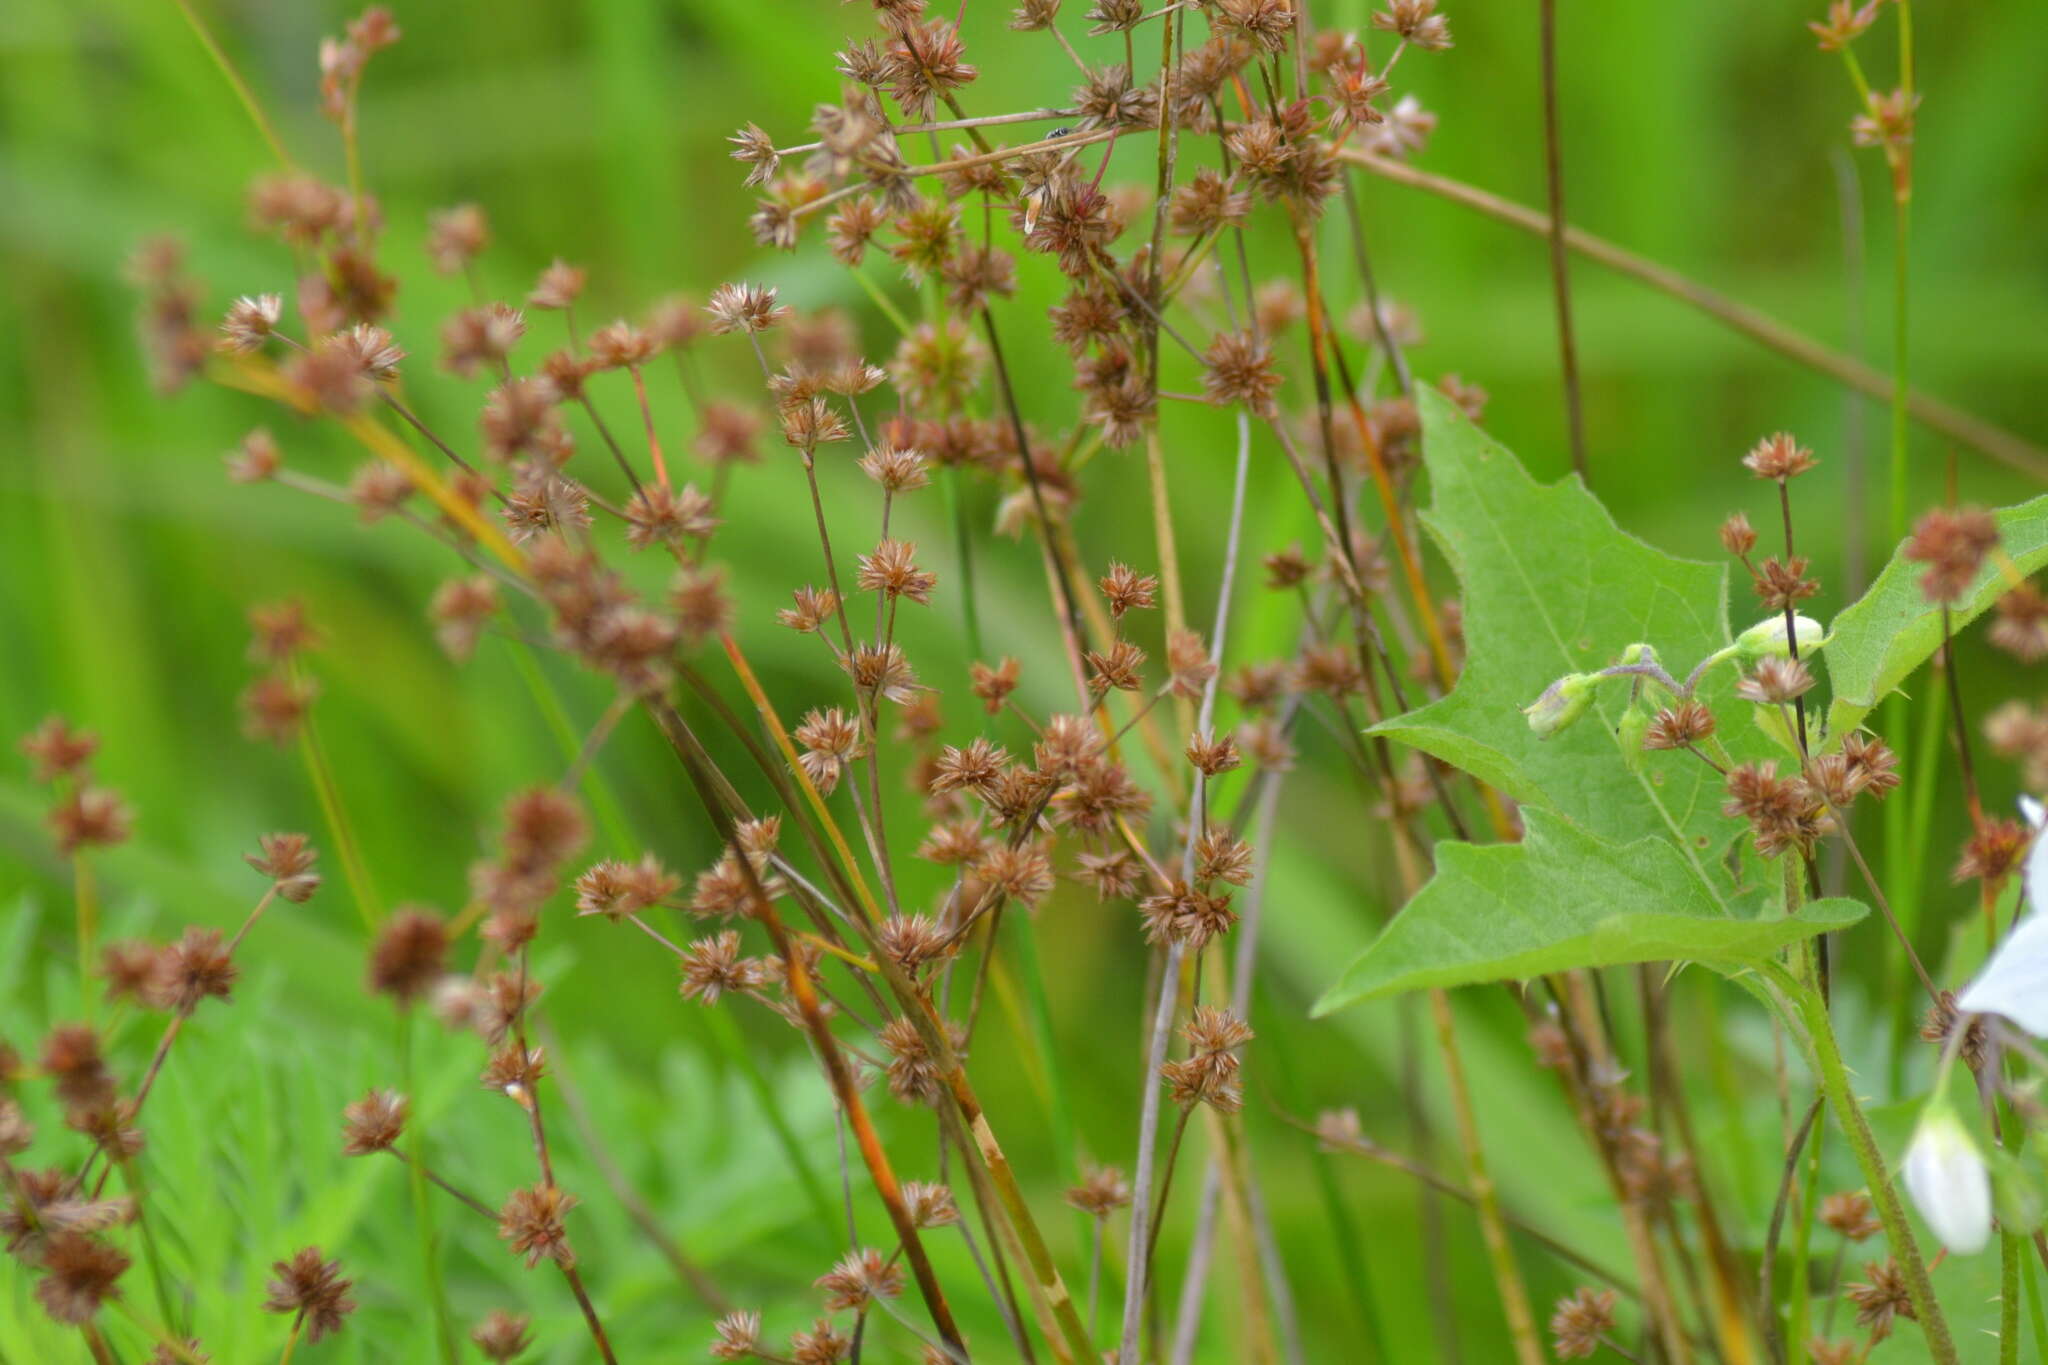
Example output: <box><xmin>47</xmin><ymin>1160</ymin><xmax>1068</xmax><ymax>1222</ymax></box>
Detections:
<box><xmin>1370</xmin><ymin>387</ymin><xmax>1758</xmax><ymax>878</ymax></box>
<box><xmin>1312</xmin><ymin>808</ymin><xmax>1865</xmax><ymax>1012</ymax></box>
<box><xmin>1824</xmin><ymin>492</ymin><xmax>2048</xmax><ymax>737</ymax></box>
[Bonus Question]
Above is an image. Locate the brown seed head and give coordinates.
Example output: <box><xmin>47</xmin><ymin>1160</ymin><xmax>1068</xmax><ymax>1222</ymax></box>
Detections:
<box><xmin>1809</xmin><ymin>0</ymin><xmax>1879</xmax><ymax>51</ymax></box>
<box><xmin>1741</xmin><ymin>432</ymin><xmax>1817</xmax><ymax>481</ymax></box>
<box><xmin>1954</xmin><ymin>816</ymin><xmax>2029</xmax><ymax>886</ymax></box>
<box><xmin>340</xmin><ymin>1089</ymin><xmax>408</xmax><ymax>1156</ymax></box>
<box><xmin>706</xmin><ymin>282</ymin><xmax>789</xmax><ymax>335</ymax></box>
<box><xmin>48</xmin><ymin>786</ymin><xmax>134</xmax><ymax>855</ymax></box>
<box><xmin>817</xmin><ymin>1247</ymin><xmax>904</xmax><ymax>1312</ymax></box>
<box><xmin>1752</xmin><ymin>556</ymin><xmax>1820</xmax><ymax>613</ymax></box>
<box><xmin>367</xmin><ymin>908</ymin><xmax>450</xmax><ymax>1006</ymax></box>
<box><xmin>1844</xmin><ymin>1258</ymin><xmax>1915</xmax><ymax>1341</ymax></box>
<box><xmin>426</xmin><ymin>203</ymin><xmax>489</xmax><ymax>275</ymax></box>
<box><xmin>1065</xmin><ymin>1164</ymin><xmax>1132</xmax><ymax>1217</ymax></box>
<box><xmin>1643</xmin><ymin>700</ymin><xmax>1716</xmax><ymax>751</ymax></box>
<box><xmin>160</xmin><ymin>927</ymin><xmax>236</xmax><ymax>1010</ymax></box>
<box><xmin>1549</xmin><ymin>1286</ymin><xmax>1618</xmax><ymax>1360</ymax></box>
<box><xmin>1719</xmin><ymin>511</ymin><xmax>1757</xmax><ymax>558</ymax></box>
<box><xmin>1903</xmin><ymin>505</ymin><xmax>1999</xmax><ymax>605</ymax></box>
<box><xmin>1819</xmin><ymin>1190</ymin><xmax>1882</xmax><ymax>1242</ymax></box>
<box><xmin>1990</xmin><ymin>582</ymin><xmax>2048</xmax><ymax>662</ymax></box>
<box><xmin>35</xmin><ymin>1232</ymin><xmax>130</xmax><ymax>1325</ymax></box>
<box><xmin>498</xmin><ymin>1184</ymin><xmax>578</xmax><ymax>1269</ymax></box>
<box><xmin>1735</xmin><ymin>655</ymin><xmax>1816</xmax><ymax>705</ymax></box>
<box><xmin>470</xmin><ymin>1309</ymin><xmax>533</xmax><ymax>1362</ymax></box>
<box><xmin>20</xmin><ymin>716</ymin><xmax>99</xmax><ymax>784</ymax></box>
<box><xmin>1098</xmin><ymin>562</ymin><xmax>1159</xmax><ymax>619</ymax></box>
<box><xmin>263</xmin><ymin>1247</ymin><xmax>356</xmax><ymax>1343</ymax></box>
<box><xmin>1200</xmin><ymin>330</ymin><xmax>1284</xmax><ymax>416</ymax></box>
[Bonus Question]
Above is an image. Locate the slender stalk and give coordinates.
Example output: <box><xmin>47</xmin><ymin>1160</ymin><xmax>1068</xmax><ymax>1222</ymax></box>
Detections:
<box><xmin>1428</xmin><ymin>987</ymin><xmax>1546</xmax><ymax>1365</ymax></box>
<box><xmin>73</xmin><ymin>853</ymin><xmax>97</xmax><ymax>1022</ymax></box>
<box><xmin>276</xmin><ymin>1316</ymin><xmax>305</xmax><ymax>1365</ymax></box>
<box><xmin>2025</xmin><ymin>1248</ymin><xmax>2048</xmax><ymax>1359</ymax></box>
<box><xmin>1119</xmin><ymin>938</ymin><xmax>1186</xmax><ymax>1362</ymax></box>
<box><xmin>2003</xmin><ymin>1231</ymin><xmax>2022</xmax><ymax>1365</ymax></box>
<box><xmin>295</xmin><ymin>671</ymin><xmax>380</xmax><ymax>929</ymax></box>
<box><xmin>1773</xmin><ymin>961</ymin><xmax>1957</xmax><ymax>1361</ymax></box>
<box><xmin>1538</xmin><ymin>0</ymin><xmax>1587</xmax><ymax>480</ymax></box>
<box><xmin>1337</xmin><ymin>150</ymin><xmax>2048</xmax><ymax>477</ymax></box>
<box><xmin>1760</xmin><ymin>1096</ymin><xmax>1822</xmax><ymax>1362</ymax></box>
<box><xmin>400</xmin><ymin>1009</ymin><xmax>460</xmax><ymax>1365</ymax></box>
<box><xmin>946</xmin><ymin>465</ymin><xmax>986</xmax><ymax>661</ymax></box>
<box><xmin>653</xmin><ymin>706</ymin><xmax>970</xmax><ymax>1357</ymax></box>
<box><xmin>170</xmin><ymin>0</ymin><xmax>295</xmax><ymax>170</ymax></box>
<box><xmin>115</xmin><ymin>1153</ymin><xmax>180</xmax><ymax>1336</ymax></box>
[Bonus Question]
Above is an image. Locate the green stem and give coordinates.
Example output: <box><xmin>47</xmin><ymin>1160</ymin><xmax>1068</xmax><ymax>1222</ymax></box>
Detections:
<box><xmin>851</xmin><ymin>265</ymin><xmax>915</xmax><ymax>336</ymax></box>
<box><xmin>2024</xmin><ymin>1243</ymin><xmax>2048</xmax><ymax>1360</ymax></box>
<box><xmin>2001</xmin><ymin>1231</ymin><xmax>2021</xmax><ymax>1365</ymax></box>
<box><xmin>1776</xmin><ymin>962</ymin><xmax>1957</xmax><ymax>1361</ymax></box>
<box><xmin>1886</xmin><ymin>668</ymin><xmax>1948</xmax><ymax>1094</ymax></box>
<box><xmin>1005</xmin><ymin>909</ymin><xmax>1074</xmax><ymax>1186</ymax></box>
<box><xmin>1786</xmin><ymin>1116</ymin><xmax>1824</xmax><ymax>1362</ymax></box>
<box><xmin>169</xmin><ymin>0</ymin><xmax>296</xmax><ymax>171</ymax></box>
<box><xmin>401</xmin><ymin>1009</ymin><xmax>460</xmax><ymax>1365</ymax></box>
<box><xmin>276</xmin><ymin>1315</ymin><xmax>305</xmax><ymax>1365</ymax></box>
<box><xmin>296</xmin><ymin>681</ymin><xmax>380</xmax><ymax>929</ymax></box>
<box><xmin>74</xmin><ymin>853</ymin><xmax>97</xmax><ymax>1023</ymax></box>
<box><xmin>507</xmin><ymin>639</ymin><xmax>635</xmax><ymax>856</ymax></box>
<box><xmin>117</xmin><ymin>1154</ymin><xmax>180</xmax><ymax>1335</ymax></box>
<box><xmin>947</xmin><ymin>465</ymin><xmax>985</xmax><ymax>662</ymax></box>
<box><xmin>1888</xmin><ymin>195</ymin><xmax>1911</xmax><ymax>541</ymax></box>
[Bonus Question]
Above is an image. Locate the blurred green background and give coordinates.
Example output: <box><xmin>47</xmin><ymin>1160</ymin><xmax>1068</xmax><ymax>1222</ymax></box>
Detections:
<box><xmin>2</xmin><ymin>0</ymin><xmax>2045</xmax><ymax>1360</ymax></box>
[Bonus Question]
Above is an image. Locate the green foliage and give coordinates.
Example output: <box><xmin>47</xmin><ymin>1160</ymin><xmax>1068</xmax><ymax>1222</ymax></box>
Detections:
<box><xmin>1326</xmin><ymin>392</ymin><xmax>1861</xmax><ymax>1009</ymax></box>
<box><xmin>1370</xmin><ymin>388</ymin><xmax>1752</xmax><ymax>862</ymax></box>
<box><xmin>1315</xmin><ymin>809</ymin><xmax>1863</xmax><ymax>1009</ymax></box>
<box><xmin>1823</xmin><ymin>490</ymin><xmax>2048</xmax><ymax>737</ymax></box>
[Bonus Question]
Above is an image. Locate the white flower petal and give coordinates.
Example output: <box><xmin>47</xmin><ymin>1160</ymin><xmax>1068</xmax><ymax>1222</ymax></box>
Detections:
<box><xmin>2020</xmin><ymin>795</ymin><xmax>2044</xmax><ymax>830</ymax></box>
<box><xmin>1902</xmin><ymin>1110</ymin><xmax>1992</xmax><ymax>1255</ymax></box>
<box><xmin>1958</xmin><ymin>914</ymin><xmax>2048</xmax><ymax>1037</ymax></box>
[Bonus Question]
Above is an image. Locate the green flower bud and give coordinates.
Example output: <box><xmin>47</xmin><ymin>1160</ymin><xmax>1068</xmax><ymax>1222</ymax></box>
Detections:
<box><xmin>1523</xmin><ymin>673</ymin><xmax>1598</xmax><ymax>739</ymax></box>
<box><xmin>1736</xmin><ymin>614</ymin><xmax>1826</xmax><ymax>658</ymax></box>
<box><xmin>1617</xmin><ymin>700</ymin><xmax>1654</xmax><ymax>774</ymax></box>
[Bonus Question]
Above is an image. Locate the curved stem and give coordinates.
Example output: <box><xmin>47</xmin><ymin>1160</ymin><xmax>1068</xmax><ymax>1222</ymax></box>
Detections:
<box><xmin>1770</xmin><ymin>961</ymin><xmax>1958</xmax><ymax>1361</ymax></box>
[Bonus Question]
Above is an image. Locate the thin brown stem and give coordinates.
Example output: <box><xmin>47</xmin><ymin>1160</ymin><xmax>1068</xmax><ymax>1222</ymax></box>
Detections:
<box><xmin>1339</xmin><ymin>148</ymin><xmax>2048</xmax><ymax>478</ymax></box>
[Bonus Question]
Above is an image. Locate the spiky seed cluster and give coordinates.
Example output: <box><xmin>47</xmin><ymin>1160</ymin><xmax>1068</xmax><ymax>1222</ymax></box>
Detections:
<box><xmin>1903</xmin><ymin>505</ymin><xmax>1999</xmax><ymax>604</ymax></box>
<box><xmin>263</xmin><ymin>1247</ymin><xmax>357</xmax><ymax>1343</ymax></box>
<box><xmin>340</xmin><ymin>1089</ymin><xmax>408</xmax><ymax>1155</ymax></box>
<box><xmin>1735</xmin><ymin>655</ymin><xmax>1816</xmax><ymax>705</ymax></box>
<box><xmin>499</xmin><ymin>1184</ymin><xmax>578</xmax><ymax>1269</ymax></box>
<box><xmin>1740</xmin><ymin>431</ymin><xmax>1818</xmax><ymax>481</ymax></box>
<box><xmin>1549</xmin><ymin>1287</ymin><xmax>1618</xmax><ymax>1360</ymax></box>
<box><xmin>816</xmin><ymin>1248</ymin><xmax>904</xmax><ymax>1312</ymax></box>
<box><xmin>1723</xmin><ymin>761</ymin><xmax>1832</xmax><ymax>859</ymax></box>
<box><xmin>470</xmin><ymin>1310</ymin><xmax>533</xmax><ymax>1362</ymax></box>
<box><xmin>367</xmin><ymin>908</ymin><xmax>450</xmax><ymax>1005</ymax></box>
<box><xmin>1161</xmin><ymin>1005</ymin><xmax>1253</xmax><ymax>1113</ymax></box>
<box><xmin>1643</xmin><ymin>700</ymin><xmax>1715</xmax><ymax>751</ymax></box>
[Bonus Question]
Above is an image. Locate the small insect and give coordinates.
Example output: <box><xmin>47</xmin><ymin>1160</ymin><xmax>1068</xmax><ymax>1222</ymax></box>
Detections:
<box><xmin>1021</xmin><ymin>126</ymin><xmax>1075</xmax><ymax>236</ymax></box>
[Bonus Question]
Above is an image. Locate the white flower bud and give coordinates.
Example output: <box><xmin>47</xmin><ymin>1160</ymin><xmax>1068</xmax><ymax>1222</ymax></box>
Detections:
<box><xmin>1902</xmin><ymin>1103</ymin><xmax>1992</xmax><ymax>1254</ymax></box>
<box><xmin>1735</xmin><ymin>614</ymin><xmax>1826</xmax><ymax>658</ymax></box>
